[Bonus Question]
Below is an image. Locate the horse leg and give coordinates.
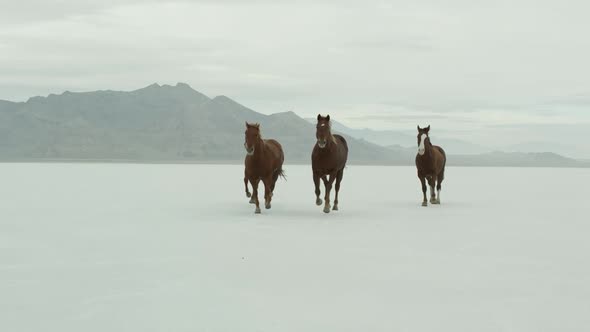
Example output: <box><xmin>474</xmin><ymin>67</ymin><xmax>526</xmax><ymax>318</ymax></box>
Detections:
<box><xmin>247</xmin><ymin>177</ymin><xmax>256</xmax><ymax>204</ymax></box>
<box><xmin>428</xmin><ymin>175</ymin><xmax>438</xmax><ymax>204</ymax></box>
<box><xmin>419</xmin><ymin>176</ymin><xmax>428</xmax><ymax>206</ymax></box>
<box><xmin>332</xmin><ymin>169</ymin><xmax>344</xmax><ymax>211</ymax></box>
<box><xmin>263</xmin><ymin>176</ymin><xmax>272</xmax><ymax>209</ymax></box>
<box><xmin>252</xmin><ymin>178</ymin><xmax>261</xmax><ymax>214</ymax></box>
<box><xmin>320</xmin><ymin>175</ymin><xmax>329</xmax><ymax>206</ymax></box>
<box><xmin>244</xmin><ymin>176</ymin><xmax>252</xmax><ymax>198</ymax></box>
<box><xmin>323</xmin><ymin>173</ymin><xmax>337</xmax><ymax>213</ymax></box>
<box><xmin>313</xmin><ymin>172</ymin><xmax>322</xmax><ymax>205</ymax></box>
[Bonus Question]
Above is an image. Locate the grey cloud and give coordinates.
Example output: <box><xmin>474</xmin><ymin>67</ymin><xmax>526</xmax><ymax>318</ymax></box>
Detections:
<box><xmin>544</xmin><ymin>95</ymin><xmax>590</xmax><ymax>107</ymax></box>
<box><xmin>1</xmin><ymin>0</ymin><xmax>589</xmax><ymax>157</ymax></box>
<box><xmin>0</xmin><ymin>1</ymin><xmax>125</xmax><ymax>23</ymax></box>
<box><xmin>344</xmin><ymin>114</ymin><xmax>451</xmax><ymax>122</ymax></box>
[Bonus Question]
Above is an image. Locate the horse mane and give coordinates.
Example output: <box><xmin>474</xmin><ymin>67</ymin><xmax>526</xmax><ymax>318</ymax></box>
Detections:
<box><xmin>328</xmin><ymin>123</ymin><xmax>338</xmax><ymax>145</ymax></box>
<box><xmin>331</xmin><ymin>134</ymin><xmax>338</xmax><ymax>145</ymax></box>
<box><xmin>246</xmin><ymin>122</ymin><xmax>263</xmax><ymax>139</ymax></box>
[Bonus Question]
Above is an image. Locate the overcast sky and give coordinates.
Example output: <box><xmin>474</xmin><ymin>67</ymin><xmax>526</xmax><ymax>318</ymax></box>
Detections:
<box><xmin>1</xmin><ymin>0</ymin><xmax>589</xmax><ymax>156</ymax></box>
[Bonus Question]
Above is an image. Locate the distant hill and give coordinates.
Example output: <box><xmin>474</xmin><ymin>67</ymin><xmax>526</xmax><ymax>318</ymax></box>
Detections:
<box><xmin>501</xmin><ymin>141</ymin><xmax>584</xmax><ymax>160</ymax></box>
<box><xmin>384</xmin><ymin>144</ymin><xmax>588</xmax><ymax>168</ymax></box>
<box><xmin>306</xmin><ymin>118</ymin><xmax>492</xmax><ymax>155</ymax></box>
<box><xmin>449</xmin><ymin>151</ymin><xmax>586</xmax><ymax>167</ymax></box>
<box><xmin>0</xmin><ymin>83</ymin><xmax>587</xmax><ymax>168</ymax></box>
<box><xmin>0</xmin><ymin>83</ymin><xmax>404</xmax><ymax>164</ymax></box>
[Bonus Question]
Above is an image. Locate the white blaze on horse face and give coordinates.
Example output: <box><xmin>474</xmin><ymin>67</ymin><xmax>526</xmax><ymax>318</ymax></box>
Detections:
<box><xmin>317</xmin><ymin>123</ymin><xmax>328</xmax><ymax>148</ymax></box>
<box><xmin>418</xmin><ymin>133</ymin><xmax>427</xmax><ymax>155</ymax></box>
<box><xmin>244</xmin><ymin>143</ymin><xmax>255</xmax><ymax>156</ymax></box>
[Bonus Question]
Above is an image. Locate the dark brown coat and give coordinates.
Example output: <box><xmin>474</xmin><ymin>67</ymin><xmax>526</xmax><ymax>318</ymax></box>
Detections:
<box><xmin>415</xmin><ymin>125</ymin><xmax>446</xmax><ymax>206</ymax></box>
<box><xmin>243</xmin><ymin>122</ymin><xmax>285</xmax><ymax>214</ymax></box>
<box><xmin>311</xmin><ymin>114</ymin><xmax>348</xmax><ymax>213</ymax></box>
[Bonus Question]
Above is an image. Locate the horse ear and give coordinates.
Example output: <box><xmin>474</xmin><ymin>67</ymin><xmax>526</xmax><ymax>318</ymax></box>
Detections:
<box><xmin>425</xmin><ymin>125</ymin><xmax>430</xmax><ymax>133</ymax></box>
<box><xmin>245</xmin><ymin>121</ymin><xmax>249</xmax><ymax>128</ymax></box>
<box><xmin>317</xmin><ymin>114</ymin><xmax>322</xmax><ymax>121</ymax></box>
<box><xmin>326</xmin><ymin>115</ymin><xmax>330</xmax><ymax>122</ymax></box>
<box><xmin>417</xmin><ymin>125</ymin><xmax>421</xmax><ymax>131</ymax></box>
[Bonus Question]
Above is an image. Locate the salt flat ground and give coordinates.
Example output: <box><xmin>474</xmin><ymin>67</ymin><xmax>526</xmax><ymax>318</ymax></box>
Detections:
<box><xmin>1</xmin><ymin>163</ymin><xmax>589</xmax><ymax>332</ymax></box>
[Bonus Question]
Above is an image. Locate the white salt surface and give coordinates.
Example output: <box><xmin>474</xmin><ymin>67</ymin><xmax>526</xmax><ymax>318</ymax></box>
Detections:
<box><xmin>1</xmin><ymin>163</ymin><xmax>589</xmax><ymax>331</ymax></box>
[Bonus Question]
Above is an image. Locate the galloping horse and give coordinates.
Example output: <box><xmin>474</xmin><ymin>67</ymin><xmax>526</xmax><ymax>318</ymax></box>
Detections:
<box><xmin>311</xmin><ymin>114</ymin><xmax>348</xmax><ymax>213</ymax></box>
<box><xmin>243</xmin><ymin>122</ymin><xmax>285</xmax><ymax>214</ymax></box>
<box><xmin>415</xmin><ymin>125</ymin><xmax>446</xmax><ymax>206</ymax></box>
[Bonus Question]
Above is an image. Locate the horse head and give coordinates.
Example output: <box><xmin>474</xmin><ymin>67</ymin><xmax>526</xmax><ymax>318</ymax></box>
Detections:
<box><xmin>417</xmin><ymin>125</ymin><xmax>431</xmax><ymax>156</ymax></box>
<box><xmin>316</xmin><ymin>114</ymin><xmax>334</xmax><ymax>149</ymax></box>
<box><xmin>244</xmin><ymin>122</ymin><xmax>261</xmax><ymax>156</ymax></box>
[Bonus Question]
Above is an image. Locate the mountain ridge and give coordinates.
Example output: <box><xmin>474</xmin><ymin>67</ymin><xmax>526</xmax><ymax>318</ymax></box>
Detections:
<box><xmin>0</xmin><ymin>83</ymin><xmax>587</xmax><ymax>168</ymax></box>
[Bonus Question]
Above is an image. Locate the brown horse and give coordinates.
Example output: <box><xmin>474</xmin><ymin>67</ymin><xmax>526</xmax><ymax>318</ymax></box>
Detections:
<box><xmin>243</xmin><ymin>122</ymin><xmax>285</xmax><ymax>214</ymax></box>
<box><xmin>415</xmin><ymin>125</ymin><xmax>446</xmax><ymax>206</ymax></box>
<box><xmin>311</xmin><ymin>114</ymin><xmax>348</xmax><ymax>213</ymax></box>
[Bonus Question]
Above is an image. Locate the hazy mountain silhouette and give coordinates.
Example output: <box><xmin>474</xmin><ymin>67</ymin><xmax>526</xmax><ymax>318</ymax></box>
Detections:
<box><xmin>0</xmin><ymin>83</ymin><xmax>587</xmax><ymax>167</ymax></box>
<box><xmin>0</xmin><ymin>83</ymin><xmax>404</xmax><ymax>164</ymax></box>
<box><xmin>384</xmin><ymin>145</ymin><xmax>585</xmax><ymax>167</ymax></box>
<box><xmin>306</xmin><ymin>118</ymin><xmax>492</xmax><ymax>155</ymax></box>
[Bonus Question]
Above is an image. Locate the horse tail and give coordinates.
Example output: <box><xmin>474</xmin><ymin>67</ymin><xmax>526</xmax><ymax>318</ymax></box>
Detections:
<box><xmin>276</xmin><ymin>167</ymin><xmax>287</xmax><ymax>181</ymax></box>
<box><xmin>436</xmin><ymin>146</ymin><xmax>447</xmax><ymax>170</ymax></box>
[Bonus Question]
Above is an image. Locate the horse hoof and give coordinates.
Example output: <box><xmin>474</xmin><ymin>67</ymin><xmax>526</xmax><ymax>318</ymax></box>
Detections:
<box><xmin>323</xmin><ymin>205</ymin><xmax>331</xmax><ymax>213</ymax></box>
<box><xmin>421</xmin><ymin>202</ymin><xmax>428</xmax><ymax>207</ymax></box>
<box><xmin>430</xmin><ymin>199</ymin><xmax>437</xmax><ymax>204</ymax></box>
<box><xmin>332</xmin><ymin>205</ymin><xmax>338</xmax><ymax>211</ymax></box>
<box><xmin>433</xmin><ymin>199</ymin><xmax>440</xmax><ymax>205</ymax></box>
<box><xmin>249</xmin><ymin>198</ymin><xmax>256</xmax><ymax>204</ymax></box>
<box><xmin>255</xmin><ymin>207</ymin><xmax>261</xmax><ymax>214</ymax></box>
<box><xmin>316</xmin><ymin>198</ymin><xmax>323</xmax><ymax>206</ymax></box>
<box><xmin>246</xmin><ymin>192</ymin><xmax>251</xmax><ymax>198</ymax></box>
<box><xmin>265</xmin><ymin>203</ymin><xmax>271</xmax><ymax>209</ymax></box>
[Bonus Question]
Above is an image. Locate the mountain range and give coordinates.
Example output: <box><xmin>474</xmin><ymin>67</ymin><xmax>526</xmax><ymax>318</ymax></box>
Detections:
<box><xmin>306</xmin><ymin>118</ymin><xmax>493</xmax><ymax>155</ymax></box>
<box><xmin>0</xmin><ymin>83</ymin><xmax>587</xmax><ymax>167</ymax></box>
